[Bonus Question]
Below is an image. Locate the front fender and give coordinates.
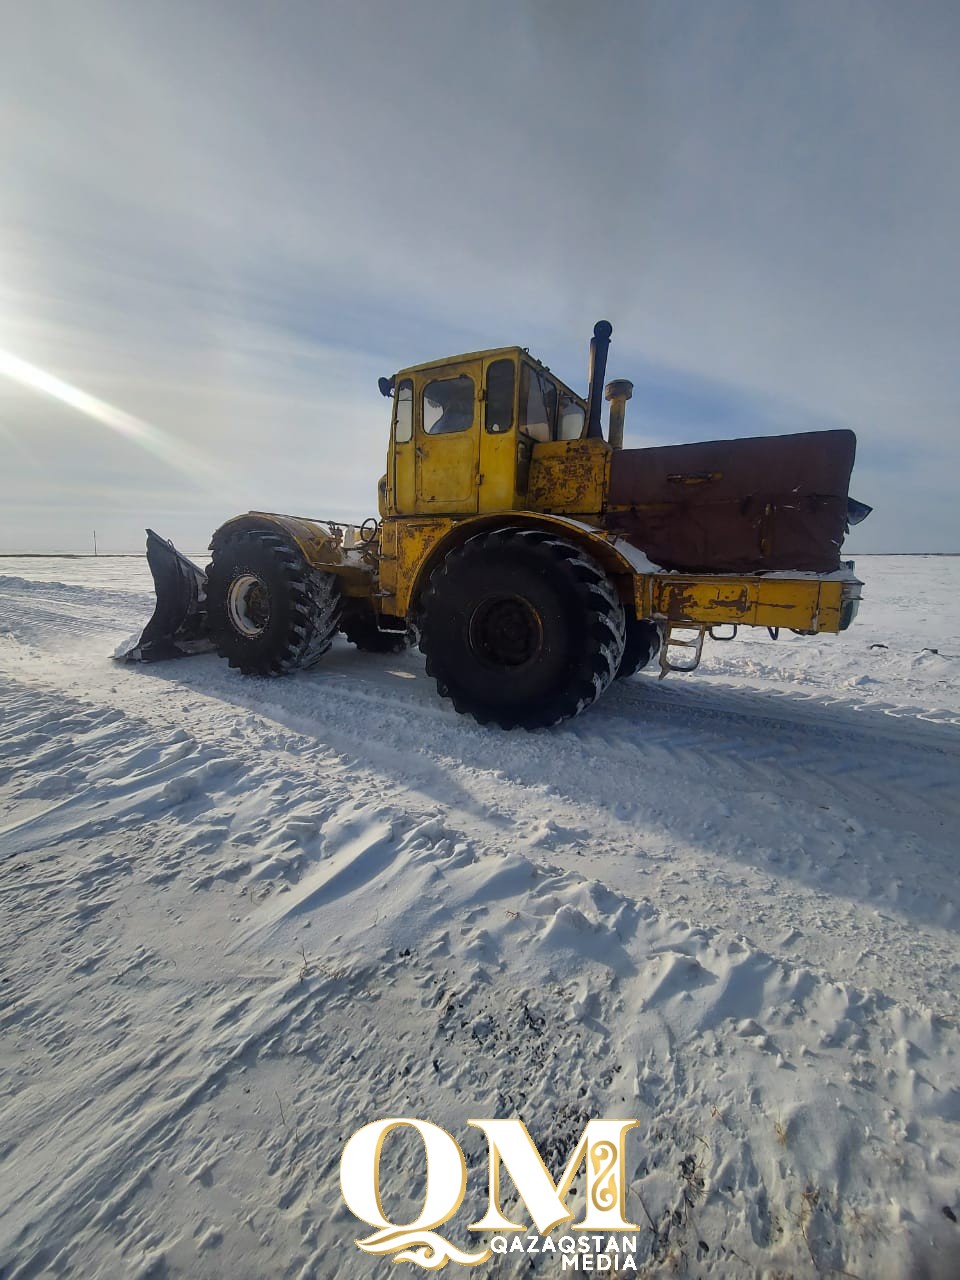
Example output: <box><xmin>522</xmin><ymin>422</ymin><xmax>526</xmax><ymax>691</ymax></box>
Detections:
<box><xmin>210</xmin><ymin>511</ymin><xmax>375</xmax><ymax>598</ymax></box>
<box><xmin>211</xmin><ymin>511</ymin><xmax>345</xmax><ymax>566</ymax></box>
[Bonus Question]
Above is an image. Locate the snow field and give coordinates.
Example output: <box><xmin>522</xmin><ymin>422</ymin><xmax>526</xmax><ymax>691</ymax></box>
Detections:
<box><xmin>0</xmin><ymin>555</ymin><xmax>958</xmax><ymax>1277</ymax></box>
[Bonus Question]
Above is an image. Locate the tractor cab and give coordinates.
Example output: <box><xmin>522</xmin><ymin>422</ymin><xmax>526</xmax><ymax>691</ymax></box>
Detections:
<box><xmin>380</xmin><ymin>347</ymin><xmax>591</xmax><ymax>518</ymax></box>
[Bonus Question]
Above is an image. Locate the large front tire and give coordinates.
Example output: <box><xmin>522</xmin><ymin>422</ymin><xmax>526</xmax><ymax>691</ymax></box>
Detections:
<box><xmin>419</xmin><ymin>528</ymin><xmax>625</xmax><ymax>729</ymax></box>
<box><xmin>206</xmin><ymin>531</ymin><xmax>340</xmax><ymax>675</ymax></box>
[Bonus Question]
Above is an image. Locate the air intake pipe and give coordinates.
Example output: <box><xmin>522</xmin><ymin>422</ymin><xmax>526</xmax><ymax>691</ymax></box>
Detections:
<box><xmin>584</xmin><ymin>320</ymin><xmax>613</xmax><ymax>440</ymax></box>
<box><xmin>604</xmin><ymin>379</ymin><xmax>634</xmax><ymax>450</ymax></box>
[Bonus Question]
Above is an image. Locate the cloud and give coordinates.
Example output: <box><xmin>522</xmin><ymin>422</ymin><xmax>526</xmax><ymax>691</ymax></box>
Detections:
<box><xmin>1</xmin><ymin>0</ymin><xmax>957</xmax><ymax>551</ymax></box>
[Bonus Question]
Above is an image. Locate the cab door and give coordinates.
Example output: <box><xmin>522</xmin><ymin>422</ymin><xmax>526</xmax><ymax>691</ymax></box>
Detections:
<box><xmin>478</xmin><ymin>353</ymin><xmax>519</xmax><ymax>512</ymax></box>
<box><xmin>415</xmin><ymin>361</ymin><xmax>481</xmax><ymax>514</ymax></box>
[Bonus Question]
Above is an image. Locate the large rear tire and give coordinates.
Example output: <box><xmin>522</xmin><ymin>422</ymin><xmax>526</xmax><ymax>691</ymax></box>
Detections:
<box><xmin>206</xmin><ymin>531</ymin><xmax>340</xmax><ymax>675</ymax></box>
<box><xmin>616</xmin><ymin>615</ymin><xmax>662</xmax><ymax>679</ymax></box>
<box><xmin>419</xmin><ymin>527</ymin><xmax>625</xmax><ymax>729</ymax></box>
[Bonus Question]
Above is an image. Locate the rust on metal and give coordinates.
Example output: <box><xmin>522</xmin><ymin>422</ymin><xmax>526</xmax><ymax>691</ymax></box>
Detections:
<box><xmin>527</xmin><ymin>439</ymin><xmax>610</xmax><ymax>513</ymax></box>
<box><xmin>635</xmin><ymin>573</ymin><xmax>846</xmax><ymax>634</ymax></box>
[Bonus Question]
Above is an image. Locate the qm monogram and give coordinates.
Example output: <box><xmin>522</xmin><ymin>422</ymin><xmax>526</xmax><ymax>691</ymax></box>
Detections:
<box><xmin>340</xmin><ymin>1117</ymin><xmax>641</xmax><ymax>1270</ymax></box>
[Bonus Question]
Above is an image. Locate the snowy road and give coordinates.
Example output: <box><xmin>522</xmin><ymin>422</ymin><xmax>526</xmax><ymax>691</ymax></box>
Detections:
<box><xmin>1</xmin><ymin>555</ymin><xmax>958</xmax><ymax>1277</ymax></box>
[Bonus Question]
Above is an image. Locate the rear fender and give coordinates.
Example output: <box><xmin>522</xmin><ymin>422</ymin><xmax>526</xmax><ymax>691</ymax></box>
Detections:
<box><xmin>404</xmin><ymin>511</ymin><xmax>643</xmax><ymax>618</ymax></box>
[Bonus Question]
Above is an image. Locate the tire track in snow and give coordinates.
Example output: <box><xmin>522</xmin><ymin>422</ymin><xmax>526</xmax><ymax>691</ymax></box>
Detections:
<box><xmin>4</xmin><ymin>578</ymin><xmax>959</xmax><ymax>1019</ymax></box>
<box><xmin>4</xmin><ymin>615</ymin><xmax>958</xmax><ymax>1024</ymax></box>
<box><xmin>4</xmin><ymin>566</ymin><xmax>957</xmax><ymax>823</ymax></box>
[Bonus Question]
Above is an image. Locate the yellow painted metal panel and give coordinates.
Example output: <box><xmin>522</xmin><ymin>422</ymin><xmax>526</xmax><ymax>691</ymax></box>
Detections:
<box><xmin>814</xmin><ymin>581</ymin><xmax>845</xmax><ymax>632</ymax></box>
<box><xmin>377</xmin><ymin>516</ymin><xmax>400</xmax><ymax>609</ymax></box>
<box><xmin>636</xmin><ymin>573</ymin><xmax>848</xmax><ymax>634</ymax></box>
<box><xmin>392</xmin><ymin>517</ymin><xmax>455</xmax><ymax>616</ymax></box>
<box><xmin>527</xmin><ymin>440</ymin><xmax>610</xmax><ymax>513</ymax></box>
<box><xmin>391</xmin><ymin>400</ymin><xmax>417</xmax><ymax>516</ymax></box>
<box><xmin>392</xmin><ymin>436</ymin><xmax>416</xmax><ymax>515</ymax></box>
<box><xmin>478</xmin><ymin>428</ymin><xmax>520</xmax><ymax>511</ymax></box>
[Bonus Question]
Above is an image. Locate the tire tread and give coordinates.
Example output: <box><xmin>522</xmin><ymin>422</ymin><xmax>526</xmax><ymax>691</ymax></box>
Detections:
<box><xmin>207</xmin><ymin>531</ymin><xmax>340</xmax><ymax>676</ymax></box>
<box><xmin>420</xmin><ymin>526</ymin><xmax>625</xmax><ymax>729</ymax></box>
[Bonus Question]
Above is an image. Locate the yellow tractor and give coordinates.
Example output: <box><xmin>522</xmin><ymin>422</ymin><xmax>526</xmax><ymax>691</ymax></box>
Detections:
<box><xmin>124</xmin><ymin>321</ymin><xmax>869</xmax><ymax>729</ymax></box>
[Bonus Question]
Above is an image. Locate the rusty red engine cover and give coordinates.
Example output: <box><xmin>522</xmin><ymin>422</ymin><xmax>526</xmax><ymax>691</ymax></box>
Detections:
<box><xmin>605</xmin><ymin>428</ymin><xmax>859</xmax><ymax>573</ymax></box>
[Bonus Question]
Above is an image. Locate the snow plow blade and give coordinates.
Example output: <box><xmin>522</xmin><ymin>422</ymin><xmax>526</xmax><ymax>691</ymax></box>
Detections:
<box><xmin>118</xmin><ymin>529</ymin><xmax>213</xmax><ymax>662</ymax></box>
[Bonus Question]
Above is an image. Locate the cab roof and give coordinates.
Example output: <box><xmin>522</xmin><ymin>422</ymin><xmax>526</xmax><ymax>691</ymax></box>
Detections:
<box><xmin>396</xmin><ymin>345</ymin><xmax>586</xmax><ymax>406</ymax></box>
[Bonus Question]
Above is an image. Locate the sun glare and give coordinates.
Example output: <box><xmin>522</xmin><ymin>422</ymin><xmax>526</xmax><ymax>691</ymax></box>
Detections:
<box><xmin>0</xmin><ymin>347</ymin><xmax>218</xmax><ymax>484</ymax></box>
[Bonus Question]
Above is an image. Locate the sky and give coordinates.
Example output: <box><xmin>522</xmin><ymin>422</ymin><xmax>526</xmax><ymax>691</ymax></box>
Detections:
<box><xmin>1</xmin><ymin>0</ymin><xmax>958</xmax><ymax>553</ymax></box>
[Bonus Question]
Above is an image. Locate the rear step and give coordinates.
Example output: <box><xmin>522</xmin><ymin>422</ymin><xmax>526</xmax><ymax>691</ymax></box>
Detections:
<box><xmin>658</xmin><ymin>624</ymin><xmax>707</xmax><ymax>677</ymax></box>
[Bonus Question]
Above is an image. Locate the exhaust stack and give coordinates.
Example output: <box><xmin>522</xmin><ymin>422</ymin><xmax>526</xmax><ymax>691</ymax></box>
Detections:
<box><xmin>584</xmin><ymin>320</ymin><xmax>613</xmax><ymax>440</ymax></box>
<box><xmin>604</xmin><ymin>379</ymin><xmax>634</xmax><ymax>450</ymax></box>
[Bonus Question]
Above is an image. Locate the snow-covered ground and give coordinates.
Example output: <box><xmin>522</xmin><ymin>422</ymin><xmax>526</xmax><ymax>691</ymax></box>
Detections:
<box><xmin>0</xmin><ymin>554</ymin><xmax>958</xmax><ymax>1278</ymax></box>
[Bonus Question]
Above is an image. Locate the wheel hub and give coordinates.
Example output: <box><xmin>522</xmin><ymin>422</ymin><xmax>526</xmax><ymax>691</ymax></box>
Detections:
<box><xmin>468</xmin><ymin>595</ymin><xmax>543</xmax><ymax>668</ymax></box>
<box><xmin>227</xmin><ymin>574</ymin><xmax>271</xmax><ymax>638</ymax></box>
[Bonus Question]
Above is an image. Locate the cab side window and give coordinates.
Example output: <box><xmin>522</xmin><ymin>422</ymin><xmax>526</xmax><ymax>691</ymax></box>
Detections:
<box><xmin>394</xmin><ymin>378</ymin><xmax>413</xmax><ymax>442</ymax></box>
<box><xmin>423</xmin><ymin>375</ymin><xmax>475</xmax><ymax>435</ymax></box>
<box><xmin>519</xmin><ymin>364</ymin><xmax>557</xmax><ymax>443</ymax></box>
<box><xmin>558</xmin><ymin>393</ymin><xmax>585</xmax><ymax>440</ymax></box>
<box><xmin>485</xmin><ymin>359</ymin><xmax>515</xmax><ymax>433</ymax></box>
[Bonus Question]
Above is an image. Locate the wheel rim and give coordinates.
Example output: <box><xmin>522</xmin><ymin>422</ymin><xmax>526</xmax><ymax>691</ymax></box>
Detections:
<box><xmin>468</xmin><ymin>594</ymin><xmax>543</xmax><ymax>669</ymax></box>
<box><xmin>227</xmin><ymin>574</ymin><xmax>271</xmax><ymax>638</ymax></box>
